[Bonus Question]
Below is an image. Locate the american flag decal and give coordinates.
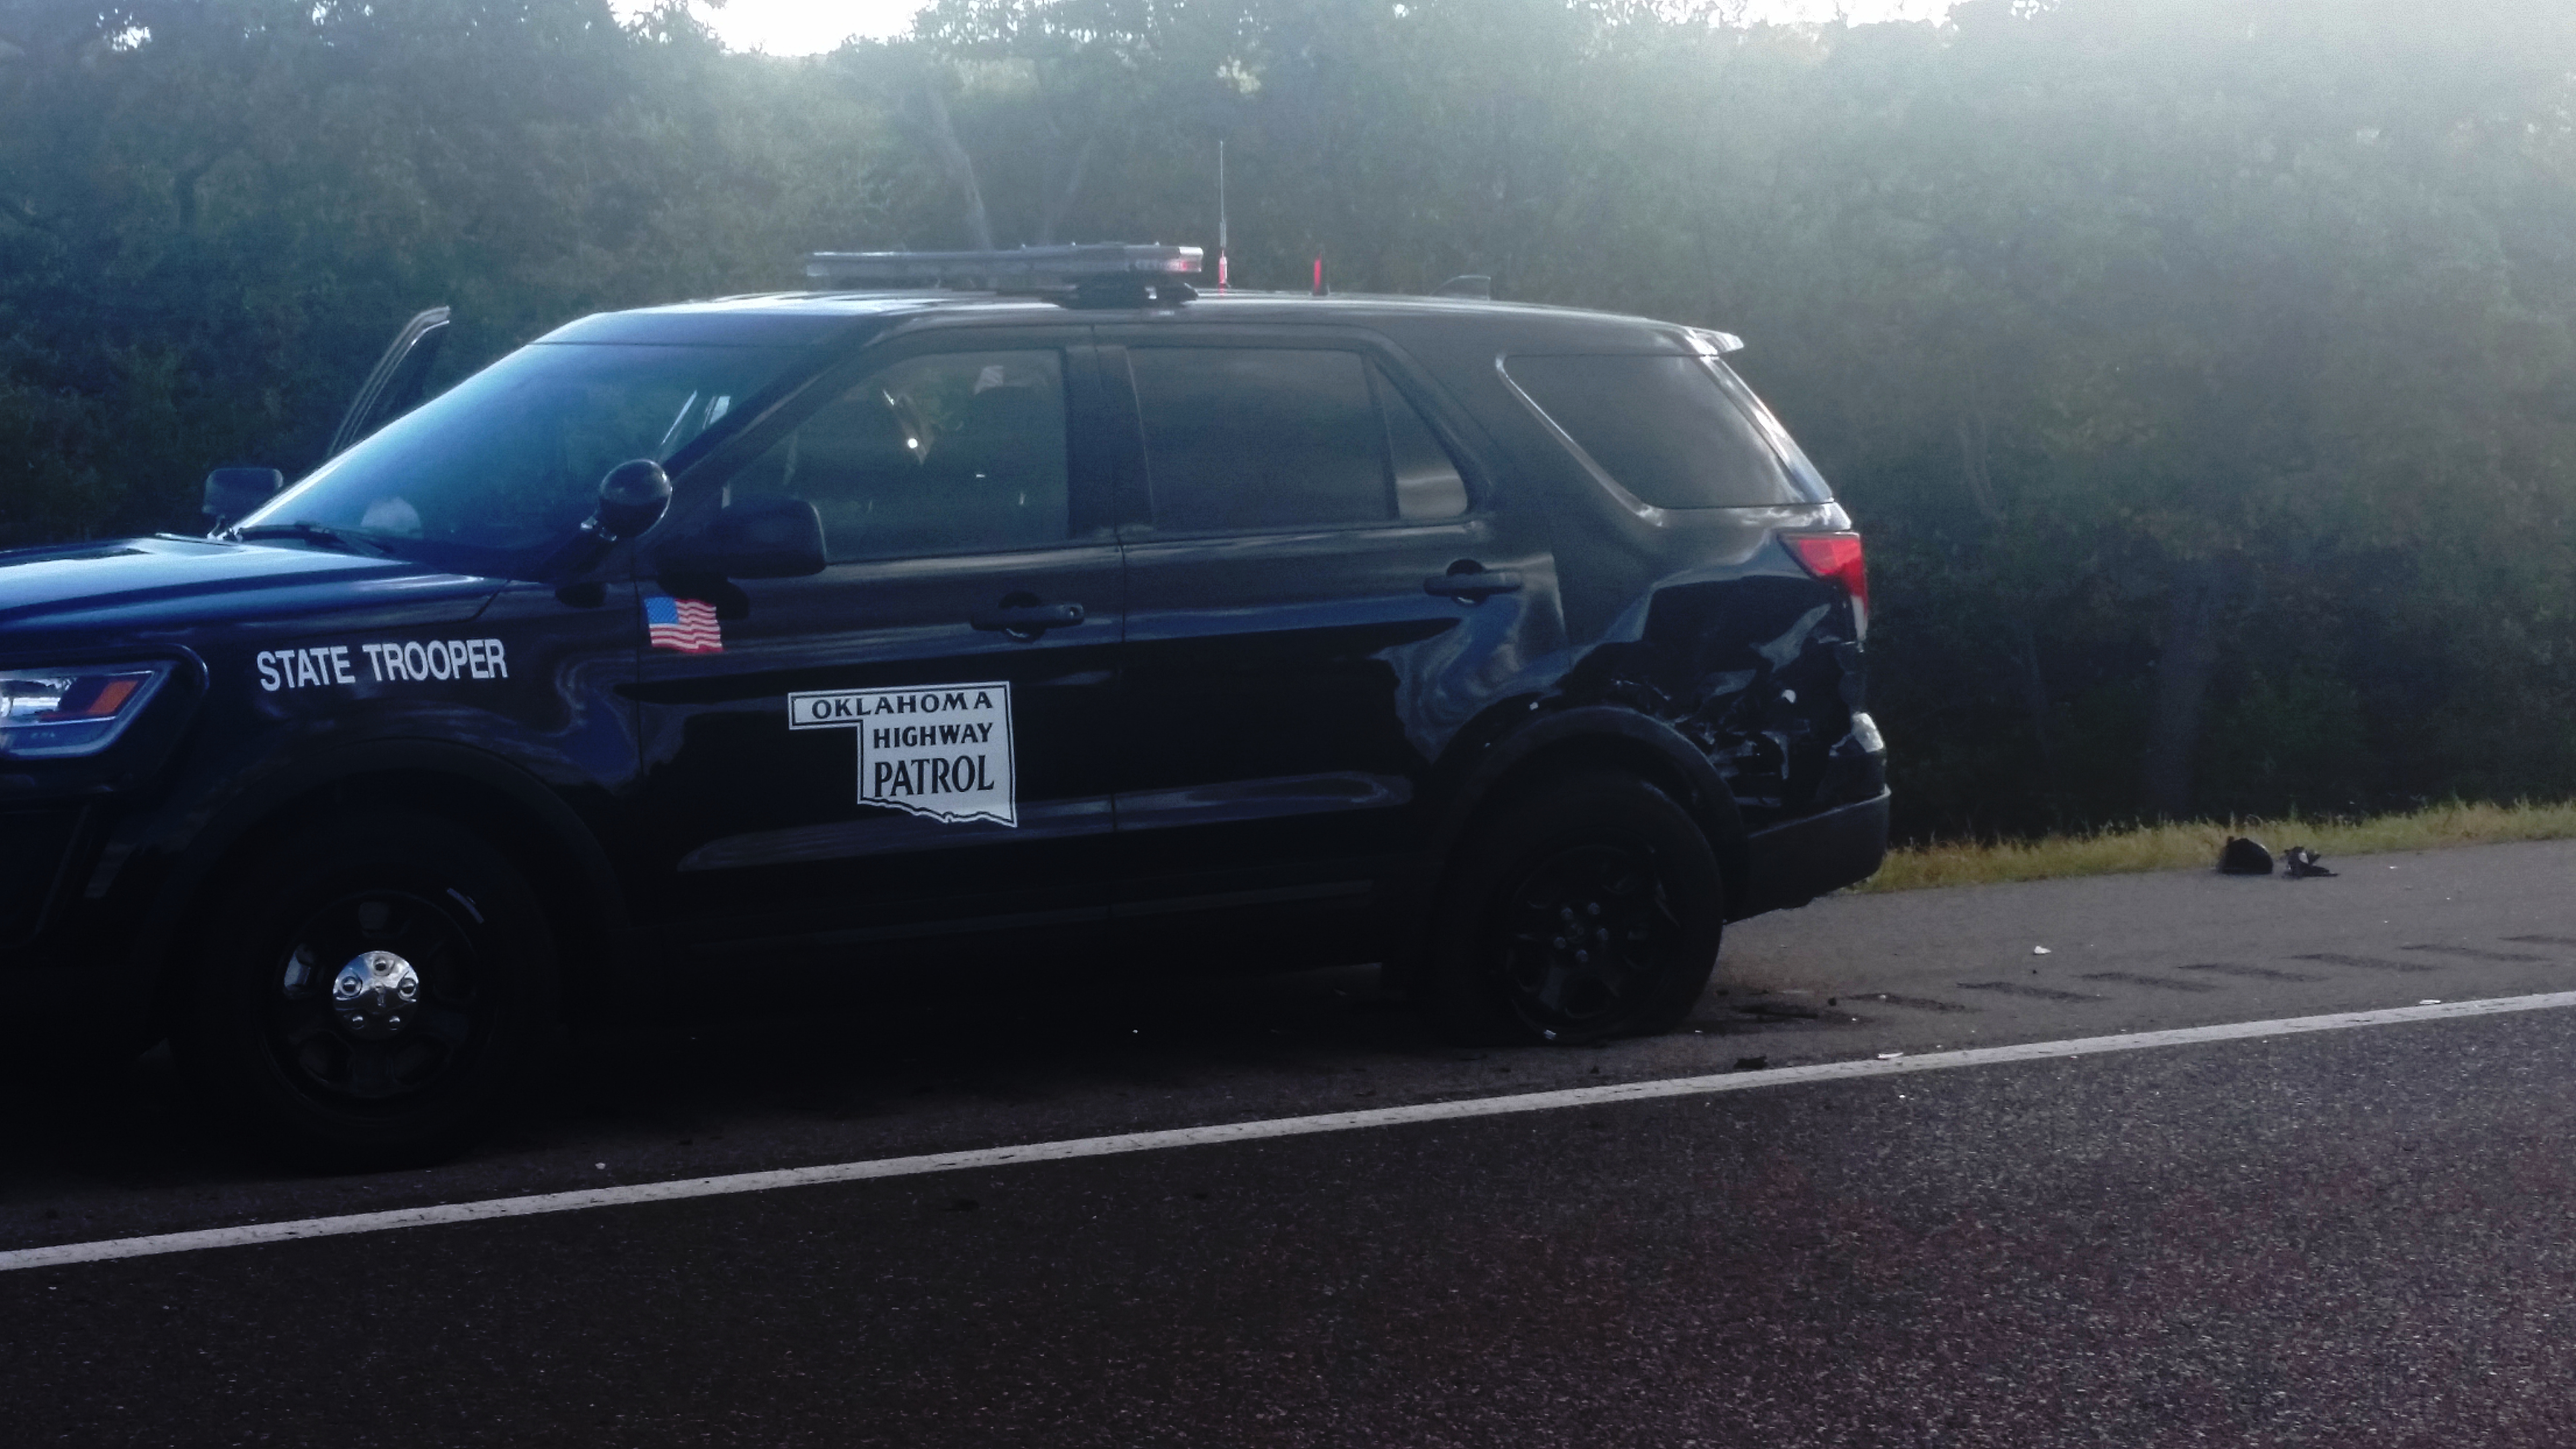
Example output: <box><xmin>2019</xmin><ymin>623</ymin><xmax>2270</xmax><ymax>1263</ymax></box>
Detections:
<box><xmin>644</xmin><ymin>592</ymin><xmax>723</xmax><ymax>654</ymax></box>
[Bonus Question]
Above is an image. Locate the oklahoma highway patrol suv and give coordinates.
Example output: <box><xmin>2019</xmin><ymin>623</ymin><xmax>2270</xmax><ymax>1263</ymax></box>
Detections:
<box><xmin>0</xmin><ymin>245</ymin><xmax>1886</xmax><ymax>1164</ymax></box>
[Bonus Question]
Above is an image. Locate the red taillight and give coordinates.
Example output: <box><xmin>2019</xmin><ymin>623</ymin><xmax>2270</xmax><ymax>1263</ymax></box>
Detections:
<box><xmin>1784</xmin><ymin>531</ymin><xmax>1868</xmax><ymax>616</ymax></box>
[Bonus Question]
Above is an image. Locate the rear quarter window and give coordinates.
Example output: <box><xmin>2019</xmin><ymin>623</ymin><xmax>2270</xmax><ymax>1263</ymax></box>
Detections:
<box><xmin>1502</xmin><ymin>353</ymin><xmax>1826</xmax><ymax>509</ymax></box>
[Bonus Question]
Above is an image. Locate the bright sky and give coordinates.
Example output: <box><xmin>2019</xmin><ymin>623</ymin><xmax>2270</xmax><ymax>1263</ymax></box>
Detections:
<box><xmin>626</xmin><ymin>0</ymin><xmax>1954</xmax><ymax>55</ymax></box>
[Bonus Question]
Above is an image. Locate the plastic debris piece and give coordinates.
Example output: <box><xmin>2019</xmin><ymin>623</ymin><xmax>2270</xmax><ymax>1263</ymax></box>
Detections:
<box><xmin>2032</xmin><ymin>945</ymin><xmax>2052</xmax><ymax>955</ymax></box>
<box><xmin>2418</xmin><ymin>999</ymin><xmax>2443</xmax><ymax>1006</ymax></box>
<box><xmin>1876</xmin><ymin>1051</ymin><xmax>1904</xmax><ymax>1060</ymax></box>
<box><xmin>2219</xmin><ymin>836</ymin><xmax>2275</xmax><ymax>875</ymax></box>
<box><xmin>2283</xmin><ymin>845</ymin><xmax>2336</xmax><ymax>879</ymax></box>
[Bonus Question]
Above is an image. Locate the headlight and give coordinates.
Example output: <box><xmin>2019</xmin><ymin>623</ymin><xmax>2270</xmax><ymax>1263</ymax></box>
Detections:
<box><xmin>0</xmin><ymin>662</ymin><xmax>175</xmax><ymax>758</ymax></box>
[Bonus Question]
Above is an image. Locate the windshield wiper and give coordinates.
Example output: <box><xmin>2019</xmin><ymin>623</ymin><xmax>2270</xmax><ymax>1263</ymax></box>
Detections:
<box><xmin>227</xmin><ymin>521</ymin><xmax>391</xmax><ymax>557</ymax></box>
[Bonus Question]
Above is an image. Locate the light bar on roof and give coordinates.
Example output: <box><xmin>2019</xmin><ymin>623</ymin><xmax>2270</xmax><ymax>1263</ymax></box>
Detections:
<box><xmin>805</xmin><ymin>243</ymin><xmax>1204</xmax><ymax>287</ymax></box>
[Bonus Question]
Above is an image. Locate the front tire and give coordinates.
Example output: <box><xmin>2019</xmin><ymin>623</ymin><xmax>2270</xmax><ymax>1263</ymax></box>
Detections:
<box><xmin>1428</xmin><ymin>768</ymin><xmax>1725</xmax><ymax>1045</ymax></box>
<box><xmin>174</xmin><ymin>812</ymin><xmax>559</xmax><ymax>1169</ymax></box>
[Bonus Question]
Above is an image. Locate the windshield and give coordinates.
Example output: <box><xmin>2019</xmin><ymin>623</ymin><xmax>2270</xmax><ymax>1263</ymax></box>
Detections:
<box><xmin>241</xmin><ymin>341</ymin><xmax>805</xmax><ymax>576</ymax></box>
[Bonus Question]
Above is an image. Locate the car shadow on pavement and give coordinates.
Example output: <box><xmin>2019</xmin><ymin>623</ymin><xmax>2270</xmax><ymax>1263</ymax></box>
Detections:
<box><xmin>0</xmin><ymin>960</ymin><xmax>1427</xmax><ymax>1200</ymax></box>
<box><xmin>0</xmin><ymin>955</ymin><xmax>1826</xmax><ymax>1247</ymax></box>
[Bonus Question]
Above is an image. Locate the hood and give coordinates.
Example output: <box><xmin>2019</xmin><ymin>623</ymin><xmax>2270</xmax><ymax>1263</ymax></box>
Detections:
<box><xmin>0</xmin><ymin>535</ymin><xmax>504</xmax><ymax>649</ymax></box>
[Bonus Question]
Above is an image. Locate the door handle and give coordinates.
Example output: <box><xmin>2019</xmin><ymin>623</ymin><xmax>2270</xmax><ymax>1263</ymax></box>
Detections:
<box><xmin>1424</xmin><ymin>568</ymin><xmax>1523</xmax><ymax>601</ymax></box>
<box><xmin>970</xmin><ymin>600</ymin><xmax>1086</xmax><ymax>635</ymax></box>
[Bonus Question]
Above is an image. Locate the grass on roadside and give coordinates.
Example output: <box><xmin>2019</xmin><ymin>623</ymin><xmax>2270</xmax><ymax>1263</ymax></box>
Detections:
<box><xmin>1856</xmin><ymin>798</ymin><xmax>2576</xmax><ymax>894</ymax></box>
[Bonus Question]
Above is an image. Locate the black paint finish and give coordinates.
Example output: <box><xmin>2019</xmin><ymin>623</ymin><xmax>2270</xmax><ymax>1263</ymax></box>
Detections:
<box><xmin>0</xmin><ymin>288</ymin><xmax>1885</xmax><ymax>1052</ymax></box>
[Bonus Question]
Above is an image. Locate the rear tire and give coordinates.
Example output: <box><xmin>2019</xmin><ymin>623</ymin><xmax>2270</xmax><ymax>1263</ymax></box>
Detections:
<box><xmin>174</xmin><ymin>812</ymin><xmax>558</xmax><ymax>1169</ymax></box>
<box><xmin>1427</xmin><ymin>768</ymin><xmax>1725</xmax><ymax>1045</ymax></box>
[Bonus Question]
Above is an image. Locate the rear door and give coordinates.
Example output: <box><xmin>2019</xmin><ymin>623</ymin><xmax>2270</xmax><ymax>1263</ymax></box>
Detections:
<box><xmin>626</xmin><ymin>326</ymin><xmax>1125</xmax><ymax>969</ymax></box>
<box><xmin>1097</xmin><ymin>327</ymin><xmax>1546</xmax><ymax>961</ymax></box>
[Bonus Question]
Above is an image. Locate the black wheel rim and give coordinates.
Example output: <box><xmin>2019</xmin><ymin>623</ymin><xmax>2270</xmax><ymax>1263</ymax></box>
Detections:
<box><xmin>1495</xmin><ymin>841</ymin><xmax>1681</xmax><ymax>1036</ymax></box>
<box><xmin>261</xmin><ymin>886</ymin><xmax>490</xmax><ymax>1110</ymax></box>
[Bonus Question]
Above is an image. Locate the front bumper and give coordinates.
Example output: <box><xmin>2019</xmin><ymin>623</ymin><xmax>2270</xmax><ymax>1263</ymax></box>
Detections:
<box><xmin>0</xmin><ymin>804</ymin><xmax>90</xmax><ymax>948</ymax></box>
<box><xmin>1730</xmin><ymin>787</ymin><xmax>1889</xmax><ymax>920</ymax></box>
<box><xmin>0</xmin><ymin>959</ymin><xmax>133</xmax><ymax>1061</ymax></box>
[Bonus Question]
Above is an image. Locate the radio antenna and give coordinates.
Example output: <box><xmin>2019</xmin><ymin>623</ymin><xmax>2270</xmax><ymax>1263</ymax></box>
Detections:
<box><xmin>1217</xmin><ymin>139</ymin><xmax>1229</xmax><ymax>292</ymax></box>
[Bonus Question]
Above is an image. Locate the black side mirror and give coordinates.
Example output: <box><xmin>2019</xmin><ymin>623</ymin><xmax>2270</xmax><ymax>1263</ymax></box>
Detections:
<box><xmin>587</xmin><ymin>459</ymin><xmax>672</xmax><ymax>543</ymax></box>
<box><xmin>657</xmin><ymin>496</ymin><xmax>827</xmax><ymax>580</ymax></box>
<box><xmin>203</xmin><ymin>467</ymin><xmax>284</xmax><ymax>533</ymax></box>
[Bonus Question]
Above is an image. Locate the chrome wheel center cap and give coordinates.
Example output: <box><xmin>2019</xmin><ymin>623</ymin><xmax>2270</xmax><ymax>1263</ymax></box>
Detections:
<box><xmin>330</xmin><ymin>950</ymin><xmax>420</xmax><ymax>1039</ymax></box>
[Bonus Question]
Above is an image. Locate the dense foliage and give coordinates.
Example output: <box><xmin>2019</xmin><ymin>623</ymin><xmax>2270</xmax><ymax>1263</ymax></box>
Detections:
<box><xmin>5</xmin><ymin>0</ymin><xmax>2574</xmax><ymax>841</ymax></box>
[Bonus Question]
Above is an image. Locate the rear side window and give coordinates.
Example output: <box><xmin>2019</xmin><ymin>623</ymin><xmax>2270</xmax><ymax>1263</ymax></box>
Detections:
<box><xmin>1380</xmin><ymin>368</ymin><xmax>1470</xmax><ymax>521</ymax></box>
<box><xmin>1127</xmin><ymin>348</ymin><xmax>1469</xmax><ymax>531</ymax></box>
<box><xmin>1503</xmin><ymin>354</ymin><xmax>1819</xmax><ymax>509</ymax></box>
<box><xmin>729</xmin><ymin>350</ymin><xmax>1070</xmax><ymax>562</ymax></box>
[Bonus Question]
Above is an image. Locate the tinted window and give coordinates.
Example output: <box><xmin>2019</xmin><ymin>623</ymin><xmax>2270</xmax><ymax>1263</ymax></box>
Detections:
<box><xmin>1129</xmin><ymin>349</ymin><xmax>1392</xmax><ymax>531</ymax></box>
<box><xmin>731</xmin><ymin>351</ymin><xmax>1069</xmax><ymax>562</ymax></box>
<box><xmin>1707</xmin><ymin>359</ymin><xmax>1835</xmax><ymax>502</ymax></box>
<box><xmin>1503</xmin><ymin>354</ymin><xmax>1817</xmax><ymax>509</ymax></box>
<box><xmin>248</xmin><ymin>342</ymin><xmax>799</xmax><ymax>577</ymax></box>
<box><xmin>1374</xmin><ymin>366</ymin><xmax>1470</xmax><ymax>520</ymax></box>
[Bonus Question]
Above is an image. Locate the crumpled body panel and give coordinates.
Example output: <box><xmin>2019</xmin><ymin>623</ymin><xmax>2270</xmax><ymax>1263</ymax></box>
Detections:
<box><xmin>1547</xmin><ymin>557</ymin><xmax>1881</xmax><ymax>829</ymax></box>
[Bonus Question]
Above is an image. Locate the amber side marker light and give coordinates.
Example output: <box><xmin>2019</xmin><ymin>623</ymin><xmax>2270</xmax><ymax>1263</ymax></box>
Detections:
<box><xmin>48</xmin><ymin>675</ymin><xmax>143</xmax><ymax>720</ymax></box>
<box><xmin>0</xmin><ymin>662</ymin><xmax>174</xmax><ymax>757</ymax></box>
<box><xmin>1783</xmin><ymin>531</ymin><xmax>1869</xmax><ymax>620</ymax></box>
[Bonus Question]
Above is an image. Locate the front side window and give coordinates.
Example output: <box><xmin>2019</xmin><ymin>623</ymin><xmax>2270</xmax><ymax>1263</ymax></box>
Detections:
<box><xmin>1126</xmin><ymin>348</ymin><xmax>1470</xmax><ymax>532</ymax></box>
<box><xmin>247</xmin><ymin>341</ymin><xmax>802</xmax><ymax>577</ymax></box>
<box><xmin>1503</xmin><ymin>353</ymin><xmax>1823</xmax><ymax>509</ymax></box>
<box><xmin>729</xmin><ymin>351</ymin><xmax>1070</xmax><ymax>563</ymax></box>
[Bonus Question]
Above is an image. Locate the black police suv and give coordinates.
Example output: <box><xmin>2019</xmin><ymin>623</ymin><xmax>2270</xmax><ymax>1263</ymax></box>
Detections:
<box><xmin>0</xmin><ymin>245</ymin><xmax>1885</xmax><ymax>1164</ymax></box>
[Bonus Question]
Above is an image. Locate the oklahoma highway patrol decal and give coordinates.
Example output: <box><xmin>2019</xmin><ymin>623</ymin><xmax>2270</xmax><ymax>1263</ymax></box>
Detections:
<box><xmin>788</xmin><ymin>684</ymin><xmax>1015</xmax><ymax>826</ymax></box>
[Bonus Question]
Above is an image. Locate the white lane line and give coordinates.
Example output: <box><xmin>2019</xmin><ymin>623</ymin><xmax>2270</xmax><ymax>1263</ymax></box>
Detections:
<box><xmin>11</xmin><ymin>990</ymin><xmax>2576</xmax><ymax>1275</ymax></box>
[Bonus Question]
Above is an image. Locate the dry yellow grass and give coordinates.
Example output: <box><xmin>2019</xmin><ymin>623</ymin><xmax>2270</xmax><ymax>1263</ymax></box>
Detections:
<box><xmin>1856</xmin><ymin>799</ymin><xmax>2576</xmax><ymax>894</ymax></box>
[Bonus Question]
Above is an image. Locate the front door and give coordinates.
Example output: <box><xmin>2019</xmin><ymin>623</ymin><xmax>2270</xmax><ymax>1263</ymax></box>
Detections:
<box><xmin>628</xmin><ymin>333</ymin><xmax>1123</xmax><ymax>969</ymax></box>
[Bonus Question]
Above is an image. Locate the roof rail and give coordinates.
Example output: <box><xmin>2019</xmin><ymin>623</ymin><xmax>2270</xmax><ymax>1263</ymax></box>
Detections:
<box><xmin>804</xmin><ymin>243</ymin><xmax>1203</xmax><ymax>290</ymax></box>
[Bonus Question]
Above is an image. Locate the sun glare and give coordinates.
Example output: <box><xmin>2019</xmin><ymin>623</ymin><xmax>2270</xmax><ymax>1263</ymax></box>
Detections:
<box><xmin>612</xmin><ymin>0</ymin><xmax>1957</xmax><ymax>56</ymax></box>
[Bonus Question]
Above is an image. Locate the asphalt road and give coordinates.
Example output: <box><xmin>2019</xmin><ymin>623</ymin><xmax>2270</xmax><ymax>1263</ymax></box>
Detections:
<box><xmin>8</xmin><ymin>838</ymin><xmax>2576</xmax><ymax>1445</ymax></box>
